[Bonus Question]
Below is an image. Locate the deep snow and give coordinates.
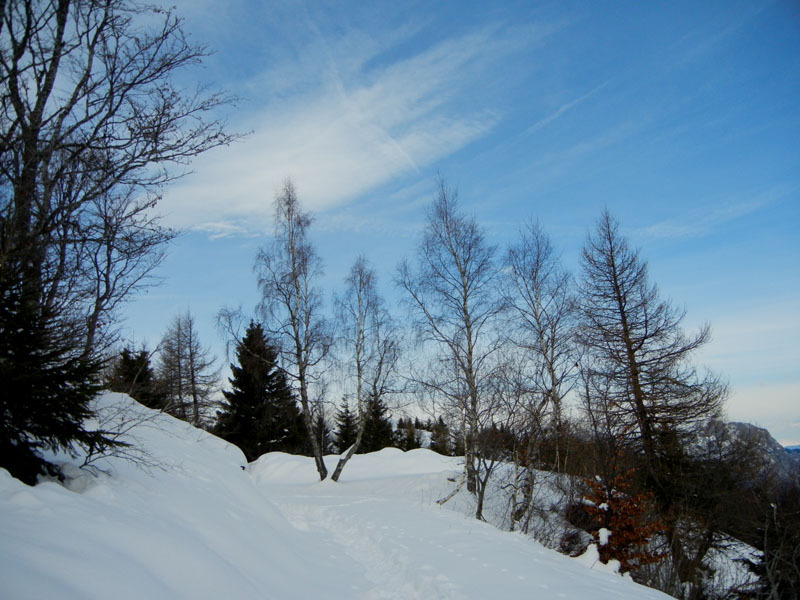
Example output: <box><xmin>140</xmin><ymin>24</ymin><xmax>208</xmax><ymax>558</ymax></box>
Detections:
<box><xmin>1</xmin><ymin>393</ymin><xmax>672</xmax><ymax>599</ymax></box>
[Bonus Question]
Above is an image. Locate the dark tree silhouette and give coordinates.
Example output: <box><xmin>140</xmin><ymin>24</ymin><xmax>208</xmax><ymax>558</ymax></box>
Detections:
<box><xmin>215</xmin><ymin>322</ymin><xmax>305</xmax><ymax>461</ymax></box>
<box><xmin>107</xmin><ymin>347</ymin><xmax>163</xmax><ymax>409</ymax></box>
<box><xmin>334</xmin><ymin>400</ymin><xmax>358</xmax><ymax>453</ymax></box>
<box><xmin>359</xmin><ymin>397</ymin><xmax>394</xmax><ymax>453</ymax></box>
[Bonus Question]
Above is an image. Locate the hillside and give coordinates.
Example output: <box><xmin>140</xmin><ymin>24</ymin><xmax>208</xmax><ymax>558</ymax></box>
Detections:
<box><xmin>0</xmin><ymin>393</ymin><xmax>671</xmax><ymax>599</ymax></box>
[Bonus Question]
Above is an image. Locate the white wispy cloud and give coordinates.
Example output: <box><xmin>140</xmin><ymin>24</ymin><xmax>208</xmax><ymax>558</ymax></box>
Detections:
<box><xmin>159</xmin><ymin>19</ymin><xmax>537</xmax><ymax>236</ymax></box>
<box><xmin>639</xmin><ymin>186</ymin><xmax>792</xmax><ymax>239</ymax></box>
<box><xmin>523</xmin><ymin>81</ymin><xmax>609</xmax><ymax>136</ymax></box>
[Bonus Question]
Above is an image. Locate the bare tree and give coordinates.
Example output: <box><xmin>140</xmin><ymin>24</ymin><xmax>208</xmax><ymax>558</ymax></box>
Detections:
<box><xmin>158</xmin><ymin>311</ymin><xmax>219</xmax><ymax>427</ymax></box>
<box><xmin>1</xmin><ymin>0</ymin><xmax>235</xmax><ymax>334</ymax></box>
<box><xmin>504</xmin><ymin>221</ymin><xmax>578</xmax><ymax>472</ymax></box>
<box><xmin>493</xmin><ymin>353</ymin><xmax>550</xmax><ymax>531</ymax></box>
<box><xmin>255</xmin><ymin>180</ymin><xmax>331</xmax><ymax>481</ymax></box>
<box><xmin>577</xmin><ymin>211</ymin><xmax>725</xmax><ymax>483</ymax></box>
<box><xmin>398</xmin><ymin>179</ymin><xmax>502</xmax><ymax>509</ymax></box>
<box><xmin>72</xmin><ymin>189</ymin><xmax>176</xmax><ymax>357</ymax></box>
<box><xmin>577</xmin><ymin>211</ymin><xmax>727</xmax><ymax>594</ymax></box>
<box><xmin>331</xmin><ymin>255</ymin><xmax>400</xmax><ymax>481</ymax></box>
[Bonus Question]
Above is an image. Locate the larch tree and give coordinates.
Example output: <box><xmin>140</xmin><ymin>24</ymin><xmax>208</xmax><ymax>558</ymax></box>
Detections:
<box><xmin>577</xmin><ymin>211</ymin><xmax>727</xmax><ymax>592</ymax></box>
<box><xmin>158</xmin><ymin>311</ymin><xmax>219</xmax><ymax>427</ymax></box>
<box><xmin>577</xmin><ymin>211</ymin><xmax>725</xmax><ymax>487</ymax></box>
<box><xmin>398</xmin><ymin>179</ymin><xmax>502</xmax><ymax>508</ymax></box>
<box><xmin>255</xmin><ymin>180</ymin><xmax>331</xmax><ymax>480</ymax></box>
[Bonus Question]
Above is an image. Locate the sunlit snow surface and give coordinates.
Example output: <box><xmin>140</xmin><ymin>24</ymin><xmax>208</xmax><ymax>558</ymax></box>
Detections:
<box><xmin>1</xmin><ymin>393</ymin><xmax>670</xmax><ymax>599</ymax></box>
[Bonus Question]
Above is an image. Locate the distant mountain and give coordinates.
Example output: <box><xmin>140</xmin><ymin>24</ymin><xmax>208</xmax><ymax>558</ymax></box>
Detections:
<box><xmin>699</xmin><ymin>420</ymin><xmax>800</xmax><ymax>484</ymax></box>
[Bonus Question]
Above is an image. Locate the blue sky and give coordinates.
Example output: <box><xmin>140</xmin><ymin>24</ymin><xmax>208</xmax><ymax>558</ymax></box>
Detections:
<box><xmin>123</xmin><ymin>0</ymin><xmax>800</xmax><ymax>444</ymax></box>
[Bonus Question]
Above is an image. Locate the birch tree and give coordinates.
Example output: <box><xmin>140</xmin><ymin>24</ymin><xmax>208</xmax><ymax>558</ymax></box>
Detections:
<box><xmin>398</xmin><ymin>179</ymin><xmax>502</xmax><ymax>507</ymax></box>
<box><xmin>504</xmin><ymin>221</ymin><xmax>578</xmax><ymax>472</ymax></box>
<box><xmin>331</xmin><ymin>255</ymin><xmax>399</xmax><ymax>481</ymax></box>
<box><xmin>255</xmin><ymin>181</ymin><xmax>331</xmax><ymax>480</ymax></box>
<box><xmin>0</xmin><ymin>0</ymin><xmax>233</xmax><ymax>482</ymax></box>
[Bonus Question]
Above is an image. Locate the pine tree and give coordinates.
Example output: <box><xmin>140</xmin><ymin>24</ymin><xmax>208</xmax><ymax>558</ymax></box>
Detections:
<box><xmin>334</xmin><ymin>400</ymin><xmax>358</xmax><ymax>453</ymax></box>
<box><xmin>214</xmin><ymin>321</ymin><xmax>305</xmax><ymax>461</ymax></box>
<box><xmin>360</xmin><ymin>397</ymin><xmax>394</xmax><ymax>453</ymax></box>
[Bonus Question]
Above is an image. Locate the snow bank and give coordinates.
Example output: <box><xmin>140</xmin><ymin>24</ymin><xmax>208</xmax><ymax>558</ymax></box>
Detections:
<box><xmin>0</xmin><ymin>393</ymin><xmax>349</xmax><ymax>599</ymax></box>
<box><xmin>1</xmin><ymin>392</ymin><xmax>672</xmax><ymax>599</ymax></box>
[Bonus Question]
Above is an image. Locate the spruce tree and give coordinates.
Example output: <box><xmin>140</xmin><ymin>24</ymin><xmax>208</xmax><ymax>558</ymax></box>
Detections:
<box><xmin>214</xmin><ymin>321</ymin><xmax>305</xmax><ymax>461</ymax></box>
<box><xmin>396</xmin><ymin>423</ymin><xmax>422</xmax><ymax>451</ymax></box>
<box><xmin>430</xmin><ymin>417</ymin><xmax>451</xmax><ymax>455</ymax></box>
<box><xmin>360</xmin><ymin>397</ymin><xmax>394</xmax><ymax>453</ymax></box>
<box><xmin>334</xmin><ymin>400</ymin><xmax>358</xmax><ymax>453</ymax></box>
<box><xmin>0</xmin><ymin>269</ymin><xmax>117</xmax><ymax>484</ymax></box>
<box><xmin>312</xmin><ymin>412</ymin><xmax>333</xmax><ymax>455</ymax></box>
<box><xmin>108</xmin><ymin>347</ymin><xmax>163</xmax><ymax>409</ymax></box>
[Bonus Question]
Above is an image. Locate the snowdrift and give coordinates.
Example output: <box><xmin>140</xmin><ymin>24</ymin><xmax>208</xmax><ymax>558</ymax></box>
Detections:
<box><xmin>1</xmin><ymin>392</ymin><xmax>670</xmax><ymax>599</ymax></box>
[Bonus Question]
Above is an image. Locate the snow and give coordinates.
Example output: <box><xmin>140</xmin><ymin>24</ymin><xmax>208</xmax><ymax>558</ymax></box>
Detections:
<box><xmin>598</xmin><ymin>527</ymin><xmax>611</xmax><ymax>546</ymax></box>
<box><xmin>1</xmin><ymin>392</ymin><xmax>672</xmax><ymax>599</ymax></box>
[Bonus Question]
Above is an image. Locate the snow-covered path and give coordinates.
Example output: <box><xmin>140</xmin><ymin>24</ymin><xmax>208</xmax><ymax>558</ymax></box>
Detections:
<box><xmin>251</xmin><ymin>450</ymin><xmax>670</xmax><ymax>600</ymax></box>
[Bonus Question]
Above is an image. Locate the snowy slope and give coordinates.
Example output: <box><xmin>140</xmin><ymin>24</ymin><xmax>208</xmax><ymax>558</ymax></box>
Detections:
<box><xmin>1</xmin><ymin>393</ymin><xmax>671</xmax><ymax>599</ymax></box>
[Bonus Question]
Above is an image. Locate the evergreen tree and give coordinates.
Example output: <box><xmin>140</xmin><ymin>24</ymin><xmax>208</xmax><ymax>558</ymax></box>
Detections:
<box><xmin>396</xmin><ymin>423</ymin><xmax>422</xmax><ymax>451</ymax></box>
<box><xmin>360</xmin><ymin>397</ymin><xmax>394</xmax><ymax>453</ymax></box>
<box><xmin>334</xmin><ymin>400</ymin><xmax>358</xmax><ymax>453</ymax></box>
<box><xmin>107</xmin><ymin>347</ymin><xmax>163</xmax><ymax>409</ymax></box>
<box><xmin>312</xmin><ymin>411</ymin><xmax>333</xmax><ymax>455</ymax></box>
<box><xmin>0</xmin><ymin>270</ymin><xmax>118</xmax><ymax>484</ymax></box>
<box><xmin>214</xmin><ymin>321</ymin><xmax>305</xmax><ymax>461</ymax></box>
<box><xmin>430</xmin><ymin>417</ymin><xmax>451</xmax><ymax>456</ymax></box>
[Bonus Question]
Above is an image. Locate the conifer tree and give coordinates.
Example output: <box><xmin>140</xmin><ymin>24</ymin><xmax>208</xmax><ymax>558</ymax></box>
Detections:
<box><xmin>312</xmin><ymin>411</ymin><xmax>333</xmax><ymax>455</ymax></box>
<box><xmin>360</xmin><ymin>397</ymin><xmax>394</xmax><ymax>453</ymax></box>
<box><xmin>430</xmin><ymin>417</ymin><xmax>451</xmax><ymax>456</ymax></box>
<box><xmin>578</xmin><ymin>211</ymin><xmax>725</xmax><ymax>489</ymax></box>
<box><xmin>214</xmin><ymin>321</ymin><xmax>305</xmax><ymax>461</ymax></box>
<box><xmin>108</xmin><ymin>347</ymin><xmax>163</xmax><ymax>409</ymax></box>
<box><xmin>0</xmin><ymin>272</ymin><xmax>117</xmax><ymax>484</ymax></box>
<box><xmin>396</xmin><ymin>423</ymin><xmax>422</xmax><ymax>451</ymax></box>
<box><xmin>334</xmin><ymin>400</ymin><xmax>358</xmax><ymax>453</ymax></box>
<box><xmin>158</xmin><ymin>311</ymin><xmax>218</xmax><ymax>426</ymax></box>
